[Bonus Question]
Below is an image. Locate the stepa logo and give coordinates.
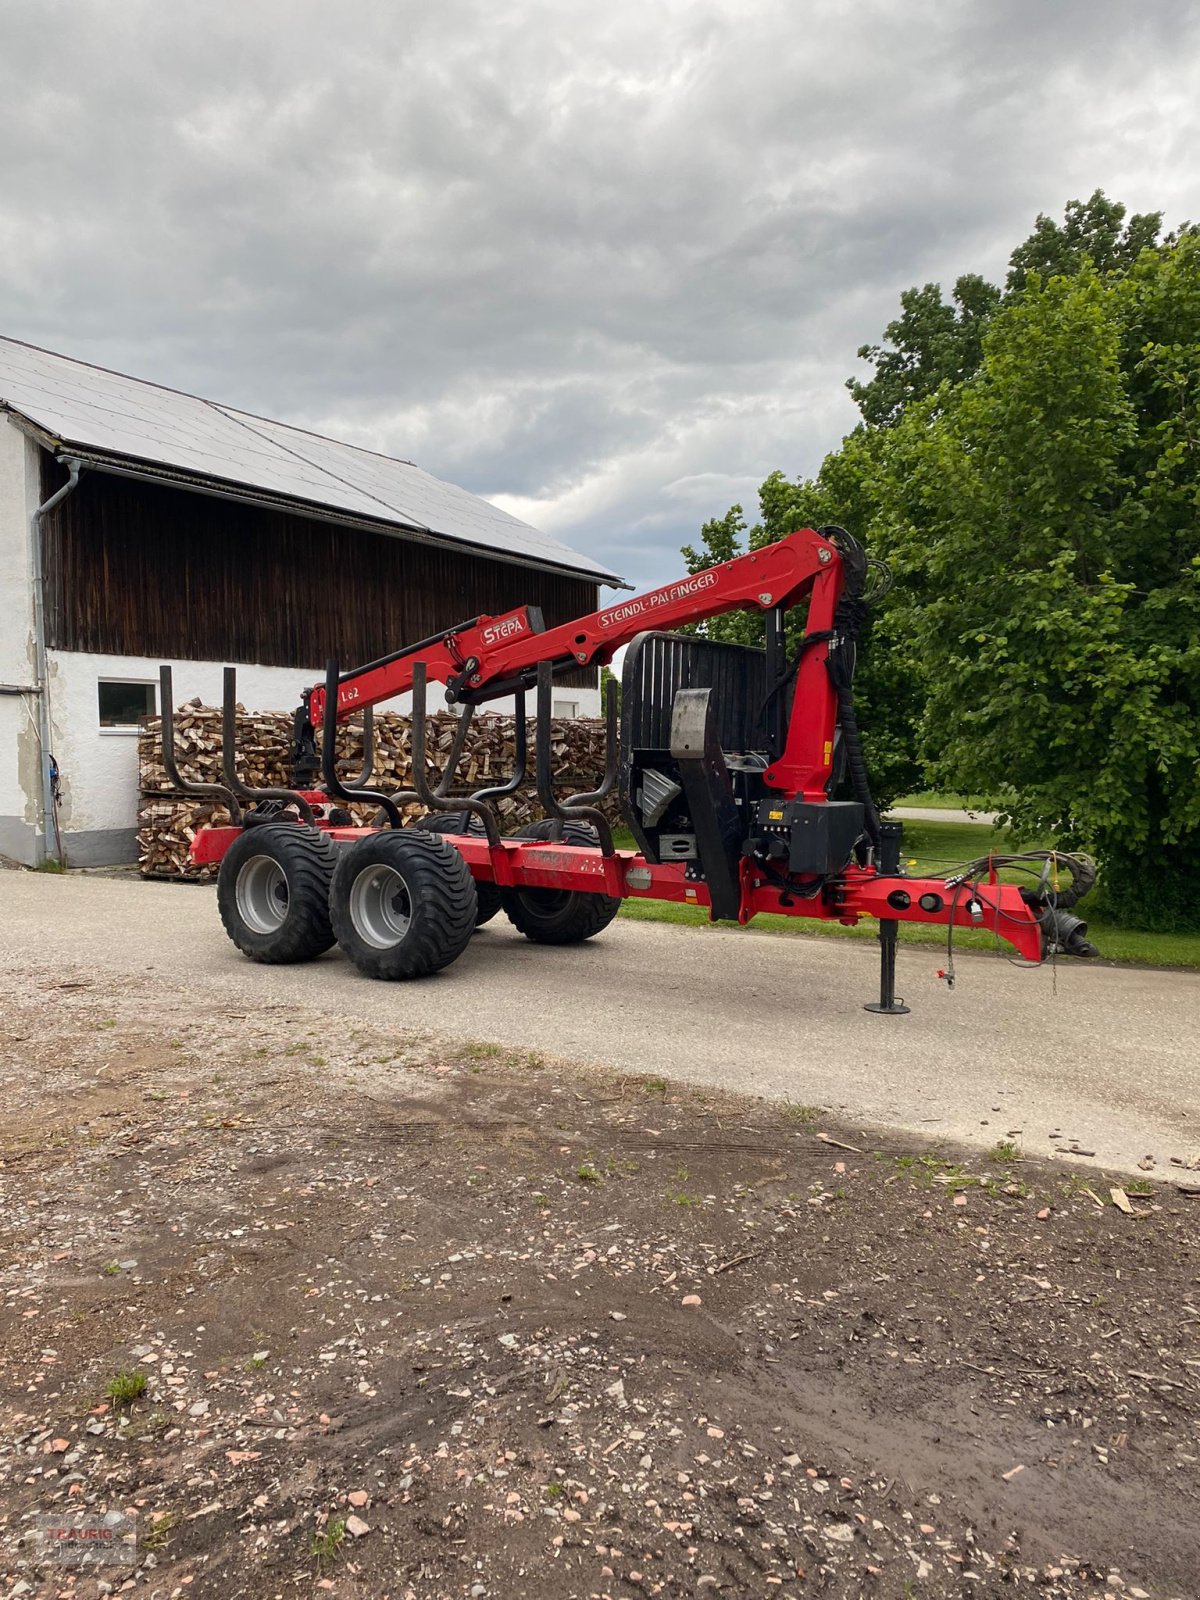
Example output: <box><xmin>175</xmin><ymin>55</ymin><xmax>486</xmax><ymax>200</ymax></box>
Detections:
<box><xmin>480</xmin><ymin>613</ymin><xmax>530</xmax><ymax>648</ymax></box>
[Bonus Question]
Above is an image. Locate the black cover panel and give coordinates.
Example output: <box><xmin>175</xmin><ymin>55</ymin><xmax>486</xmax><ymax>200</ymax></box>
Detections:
<box><xmin>620</xmin><ymin>631</ymin><xmax>772</xmax><ymax>756</ymax></box>
<box><xmin>619</xmin><ymin>631</ymin><xmax>777</xmax><ymax>862</ymax></box>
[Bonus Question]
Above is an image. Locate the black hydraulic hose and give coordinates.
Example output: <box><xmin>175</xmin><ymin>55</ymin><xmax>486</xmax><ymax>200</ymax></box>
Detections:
<box><xmin>822</xmin><ymin>577</ymin><xmax>882</xmax><ymax>851</ymax></box>
<box><xmin>1051</xmin><ymin>854</ymin><xmax>1097</xmax><ymax>908</ymax></box>
<box><xmin>832</xmin><ymin>674</ymin><xmax>882</xmax><ymax>848</ymax></box>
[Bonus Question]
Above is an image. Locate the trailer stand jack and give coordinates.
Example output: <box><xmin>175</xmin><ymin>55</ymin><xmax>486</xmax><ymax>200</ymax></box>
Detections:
<box><xmin>864</xmin><ymin>821</ymin><xmax>910</xmax><ymax>1016</ymax></box>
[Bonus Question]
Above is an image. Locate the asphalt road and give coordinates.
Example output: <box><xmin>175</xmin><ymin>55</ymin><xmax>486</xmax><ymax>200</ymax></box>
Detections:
<box><xmin>4</xmin><ymin>870</ymin><xmax>1198</xmax><ymax>1176</ymax></box>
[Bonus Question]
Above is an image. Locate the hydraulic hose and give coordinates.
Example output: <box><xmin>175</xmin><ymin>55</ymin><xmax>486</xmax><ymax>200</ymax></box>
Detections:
<box><xmin>831</xmin><ymin>669</ymin><xmax>882</xmax><ymax>848</ymax></box>
<box><xmin>821</xmin><ymin>569</ymin><xmax>882</xmax><ymax>850</ymax></box>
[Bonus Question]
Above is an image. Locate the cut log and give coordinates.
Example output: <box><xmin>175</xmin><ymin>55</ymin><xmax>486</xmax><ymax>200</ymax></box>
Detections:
<box><xmin>138</xmin><ymin>705</ymin><xmax>620</xmax><ymax>879</ymax></box>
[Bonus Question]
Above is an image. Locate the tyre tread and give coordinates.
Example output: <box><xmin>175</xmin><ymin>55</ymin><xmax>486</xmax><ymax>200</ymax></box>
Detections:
<box><xmin>420</xmin><ymin>811</ymin><xmax>504</xmax><ymax>927</ymax></box>
<box><xmin>330</xmin><ymin>830</ymin><xmax>477</xmax><ymax>980</ymax></box>
<box><xmin>216</xmin><ymin>824</ymin><xmax>337</xmax><ymax>964</ymax></box>
<box><xmin>501</xmin><ymin>820</ymin><xmax>621</xmax><ymax>944</ymax></box>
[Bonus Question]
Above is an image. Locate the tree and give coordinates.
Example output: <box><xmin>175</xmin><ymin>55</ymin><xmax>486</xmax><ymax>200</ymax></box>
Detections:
<box><xmin>1005</xmin><ymin>189</ymin><xmax>1162</xmax><ymax>292</ymax></box>
<box><xmin>847</xmin><ymin>274</ymin><xmax>1001</xmax><ymax>428</ymax></box>
<box><xmin>686</xmin><ymin>195</ymin><xmax>1198</xmax><ymax>920</ymax></box>
<box><xmin>848</xmin><ymin>192</ymin><xmax>1163</xmax><ymax>429</ymax></box>
<box><xmin>877</xmin><ymin>243</ymin><xmax>1200</xmax><ymax>928</ymax></box>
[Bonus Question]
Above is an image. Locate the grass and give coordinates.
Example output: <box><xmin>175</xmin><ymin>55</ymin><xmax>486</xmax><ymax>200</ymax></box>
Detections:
<box><xmin>458</xmin><ymin>1040</ymin><xmax>547</xmax><ymax>1073</ymax></box>
<box><xmin>310</xmin><ymin>1518</ymin><xmax>347</xmax><ymax>1564</ymax></box>
<box><xmin>892</xmin><ymin>790</ymin><xmax>997</xmax><ymax>811</ymax></box>
<box><xmin>105</xmin><ymin>1369</ymin><xmax>148</xmax><ymax>1408</ymax></box>
<box><xmin>781</xmin><ymin>1102</ymin><xmax>820</xmax><ymax>1126</ymax></box>
<box><xmin>613</xmin><ymin>819</ymin><xmax>1200</xmax><ymax>969</ymax></box>
<box><xmin>143</xmin><ymin>1509</ymin><xmax>183</xmax><ymax>1550</ymax></box>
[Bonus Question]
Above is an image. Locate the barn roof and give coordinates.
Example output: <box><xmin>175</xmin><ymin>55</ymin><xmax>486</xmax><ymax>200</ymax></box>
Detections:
<box><xmin>0</xmin><ymin>336</ymin><xmax>623</xmax><ymax>587</ymax></box>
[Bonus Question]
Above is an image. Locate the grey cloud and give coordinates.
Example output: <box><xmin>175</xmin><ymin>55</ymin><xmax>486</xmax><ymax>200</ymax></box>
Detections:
<box><xmin>1</xmin><ymin>0</ymin><xmax>1197</xmax><ymax>595</ymax></box>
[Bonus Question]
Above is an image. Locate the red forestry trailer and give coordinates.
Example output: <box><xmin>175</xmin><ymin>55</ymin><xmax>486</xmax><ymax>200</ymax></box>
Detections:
<box><xmin>159</xmin><ymin>525</ymin><xmax>1097</xmax><ymax>1012</ymax></box>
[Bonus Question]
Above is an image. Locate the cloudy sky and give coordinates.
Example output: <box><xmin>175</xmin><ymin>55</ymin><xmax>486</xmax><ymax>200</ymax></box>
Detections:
<box><xmin>1</xmin><ymin>1</ymin><xmax>1197</xmax><ymax>591</ymax></box>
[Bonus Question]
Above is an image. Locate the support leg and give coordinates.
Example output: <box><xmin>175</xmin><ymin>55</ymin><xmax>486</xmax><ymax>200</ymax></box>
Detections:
<box><xmin>864</xmin><ymin>918</ymin><xmax>910</xmax><ymax>1016</ymax></box>
<box><xmin>864</xmin><ymin>815</ymin><xmax>909</xmax><ymax>1015</ymax></box>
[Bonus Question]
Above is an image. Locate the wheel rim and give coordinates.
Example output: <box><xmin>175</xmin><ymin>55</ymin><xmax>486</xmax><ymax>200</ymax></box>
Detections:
<box><xmin>349</xmin><ymin>863</ymin><xmax>412</xmax><ymax>949</ymax></box>
<box><xmin>236</xmin><ymin>856</ymin><xmax>289</xmax><ymax>934</ymax></box>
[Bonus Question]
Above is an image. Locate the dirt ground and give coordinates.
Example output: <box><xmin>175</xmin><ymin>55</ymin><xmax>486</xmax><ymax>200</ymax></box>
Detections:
<box><xmin>1</xmin><ymin>960</ymin><xmax>1197</xmax><ymax>1600</ymax></box>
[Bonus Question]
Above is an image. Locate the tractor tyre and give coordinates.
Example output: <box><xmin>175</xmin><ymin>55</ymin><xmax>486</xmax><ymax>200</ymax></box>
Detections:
<box><xmin>329</xmin><ymin>828</ymin><xmax>478</xmax><ymax>980</ymax></box>
<box><xmin>501</xmin><ymin>820</ymin><xmax>621</xmax><ymax>945</ymax></box>
<box><xmin>419</xmin><ymin>811</ymin><xmax>503</xmax><ymax>927</ymax></box>
<box><xmin>216</xmin><ymin>823</ymin><xmax>337</xmax><ymax>964</ymax></box>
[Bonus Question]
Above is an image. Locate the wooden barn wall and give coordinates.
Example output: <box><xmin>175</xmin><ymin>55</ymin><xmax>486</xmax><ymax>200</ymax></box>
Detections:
<box><xmin>40</xmin><ymin>464</ymin><xmax>599</xmax><ymax>684</ymax></box>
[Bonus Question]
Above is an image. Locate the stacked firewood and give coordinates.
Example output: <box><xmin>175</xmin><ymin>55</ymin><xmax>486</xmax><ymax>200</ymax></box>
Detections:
<box><xmin>137</xmin><ymin>701</ymin><xmax>620</xmax><ymax>879</ymax></box>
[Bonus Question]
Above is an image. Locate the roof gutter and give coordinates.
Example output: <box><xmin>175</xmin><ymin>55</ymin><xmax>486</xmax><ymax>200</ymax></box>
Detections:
<box><xmin>29</xmin><ymin>456</ymin><xmax>83</xmax><ymax>864</ymax></box>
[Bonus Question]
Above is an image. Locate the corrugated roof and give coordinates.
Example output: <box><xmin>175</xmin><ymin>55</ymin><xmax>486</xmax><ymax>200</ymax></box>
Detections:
<box><xmin>0</xmin><ymin>336</ymin><xmax>623</xmax><ymax>586</ymax></box>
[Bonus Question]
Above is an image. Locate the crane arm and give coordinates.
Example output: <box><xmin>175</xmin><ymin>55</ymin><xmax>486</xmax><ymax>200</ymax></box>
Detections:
<box><xmin>305</xmin><ymin>527</ymin><xmax>843</xmax><ymax>729</ymax></box>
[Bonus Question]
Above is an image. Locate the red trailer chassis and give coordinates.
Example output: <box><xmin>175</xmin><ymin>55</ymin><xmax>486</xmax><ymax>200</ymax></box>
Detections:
<box><xmin>188</xmin><ymin>825</ymin><xmax>1046</xmax><ymax>963</ymax></box>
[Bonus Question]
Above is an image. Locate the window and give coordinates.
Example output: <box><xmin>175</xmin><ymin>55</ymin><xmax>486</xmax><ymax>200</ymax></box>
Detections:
<box><xmin>552</xmin><ymin>699</ymin><xmax>579</xmax><ymax>719</ymax></box>
<box><xmin>98</xmin><ymin>679</ymin><xmax>156</xmax><ymax>730</ymax></box>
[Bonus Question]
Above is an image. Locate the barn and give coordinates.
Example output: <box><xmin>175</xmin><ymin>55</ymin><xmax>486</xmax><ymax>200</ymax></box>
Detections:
<box><xmin>0</xmin><ymin>337</ymin><xmax>623</xmax><ymax>868</ymax></box>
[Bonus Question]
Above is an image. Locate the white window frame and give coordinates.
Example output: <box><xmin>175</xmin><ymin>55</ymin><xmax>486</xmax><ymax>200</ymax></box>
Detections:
<box><xmin>97</xmin><ymin>677</ymin><xmax>158</xmax><ymax>736</ymax></box>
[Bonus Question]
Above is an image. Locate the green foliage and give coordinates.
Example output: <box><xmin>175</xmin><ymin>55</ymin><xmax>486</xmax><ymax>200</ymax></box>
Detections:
<box><xmin>848</xmin><ymin>192</ymin><xmax>1165</xmax><ymax>429</ymax></box>
<box><xmin>847</xmin><ymin>274</ymin><xmax>1001</xmax><ymax>428</ymax></box>
<box><xmin>105</xmin><ymin>1369</ymin><xmax>148</xmax><ymax>1407</ymax></box>
<box><xmin>682</xmin><ymin>193</ymin><xmax>1196</xmax><ymax>924</ymax></box>
<box><xmin>599</xmin><ymin>663</ymin><xmax>622</xmax><ymax>714</ymax></box>
<box><xmin>1005</xmin><ymin>190</ymin><xmax>1163</xmax><ymax>293</ymax></box>
<box><xmin>878</xmin><ymin>243</ymin><xmax>1200</xmax><ymax>927</ymax></box>
<box><xmin>310</xmin><ymin>1518</ymin><xmax>346</xmax><ymax>1563</ymax></box>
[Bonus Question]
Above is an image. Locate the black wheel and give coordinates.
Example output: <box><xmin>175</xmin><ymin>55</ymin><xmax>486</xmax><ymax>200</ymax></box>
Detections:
<box><xmin>501</xmin><ymin>820</ymin><xmax>621</xmax><ymax>945</ymax></box>
<box><xmin>419</xmin><ymin>811</ymin><xmax>503</xmax><ymax>927</ymax></box>
<box><xmin>329</xmin><ymin>829</ymin><xmax>478</xmax><ymax>980</ymax></box>
<box><xmin>216</xmin><ymin>823</ymin><xmax>337</xmax><ymax>964</ymax></box>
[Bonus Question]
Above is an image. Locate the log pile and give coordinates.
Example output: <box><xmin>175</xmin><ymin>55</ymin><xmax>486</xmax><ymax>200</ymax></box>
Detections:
<box><xmin>137</xmin><ymin>701</ymin><xmax>620</xmax><ymax>879</ymax></box>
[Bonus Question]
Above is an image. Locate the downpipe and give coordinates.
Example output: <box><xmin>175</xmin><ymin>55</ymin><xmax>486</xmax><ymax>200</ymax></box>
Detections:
<box><xmin>29</xmin><ymin>456</ymin><xmax>83</xmax><ymax>864</ymax></box>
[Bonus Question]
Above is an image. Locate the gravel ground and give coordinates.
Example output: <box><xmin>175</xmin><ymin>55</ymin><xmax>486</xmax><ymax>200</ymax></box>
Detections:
<box><xmin>2</xmin><ymin>871</ymin><xmax>1199</xmax><ymax>1177</ymax></box>
<box><xmin>1</xmin><ymin>955</ymin><xmax>1197</xmax><ymax>1600</ymax></box>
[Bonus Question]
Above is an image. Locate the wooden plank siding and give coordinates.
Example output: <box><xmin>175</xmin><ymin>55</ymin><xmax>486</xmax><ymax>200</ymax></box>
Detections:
<box><xmin>40</xmin><ymin>458</ymin><xmax>599</xmax><ymax>684</ymax></box>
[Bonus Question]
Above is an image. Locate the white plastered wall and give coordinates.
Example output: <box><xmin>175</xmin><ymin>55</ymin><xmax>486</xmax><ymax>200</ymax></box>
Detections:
<box><xmin>0</xmin><ymin>419</ymin><xmax>41</xmax><ymax>864</ymax></box>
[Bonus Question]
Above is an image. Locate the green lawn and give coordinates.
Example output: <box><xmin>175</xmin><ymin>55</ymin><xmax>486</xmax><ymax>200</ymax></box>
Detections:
<box><xmin>614</xmin><ymin>819</ymin><xmax>1200</xmax><ymax>969</ymax></box>
<box><xmin>891</xmin><ymin>790</ymin><xmax>997</xmax><ymax>811</ymax></box>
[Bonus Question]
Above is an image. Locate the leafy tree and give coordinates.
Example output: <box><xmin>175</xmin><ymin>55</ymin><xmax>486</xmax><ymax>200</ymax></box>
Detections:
<box><xmin>599</xmin><ymin>663</ymin><xmax>622</xmax><ymax>714</ymax></box>
<box><xmin>849</xmin><ymin>192</ymin><xmax>1163</xmax><ymax>429</ymax></box>
<box><xmin>1005</xmin><ymin>189</ymin><xmax>1162</xmax><ymax>292</ymax></box>
<box><xmin>685</xmin><ymin>195</ymin><xmax>1198</xmax><ymax>923</ymax></box>
<box><xmin>847</xmin><ymin>274</ymin><xmax>1001</xmax><ymax>428</ymax></box>
<box><xmin>878</xmin><ymin>244</ymin><xmax>1200</xmax><ymax>928</ymax></box>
